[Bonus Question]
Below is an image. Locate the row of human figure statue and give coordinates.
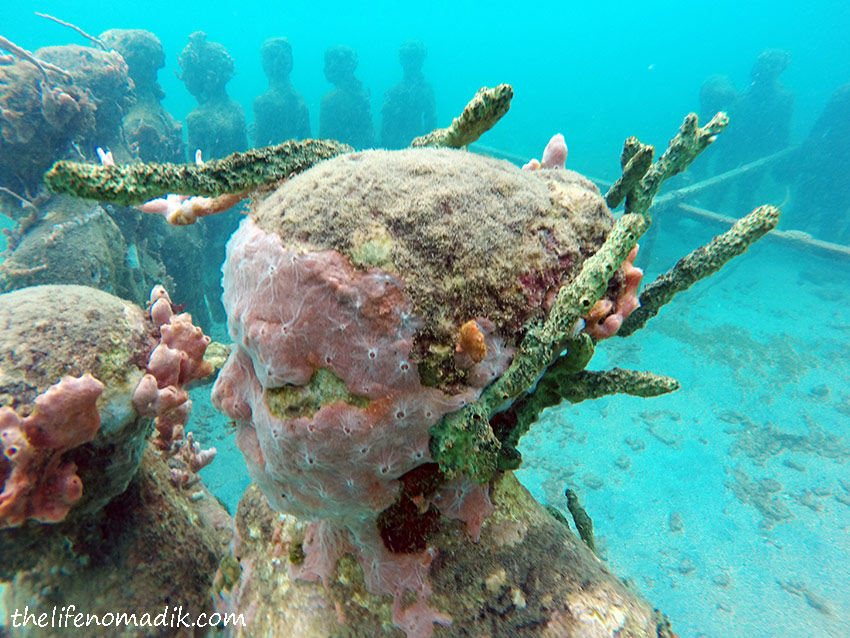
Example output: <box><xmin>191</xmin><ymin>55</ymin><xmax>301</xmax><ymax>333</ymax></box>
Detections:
<box><xmin>99</xmin><ymin>31</ymin><xmax>850</xmax><ymax>244</ymax></box>
<box><xmin>177</xmin><ymin>33</ymin><xmax>435</xmax><ymax>160</ymax></box>
<box><xmin>694</xmin><ymin>49</ymin><xmax>849</xmax><ymax>243</ymax></box>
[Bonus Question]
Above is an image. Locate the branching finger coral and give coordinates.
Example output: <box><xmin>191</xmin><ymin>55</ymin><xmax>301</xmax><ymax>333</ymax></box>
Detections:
<box><xmin>619</xmin><ymin>204</ymin><xmax>781</xmax><ymax>337</ymax></box>
<box><xmin>431</xmin><ymin>112</ymin><xmax>733</xmax><ymax>481</ymax></box>
<box><xmin>44</xmin><ymin>138</ymin><xmax>352</xmax><ymax>205</ymax></box>
<box><xmin>410</xmin><ymin>84</ymin><xmax>513</xmax><ymax>148</ymax></box>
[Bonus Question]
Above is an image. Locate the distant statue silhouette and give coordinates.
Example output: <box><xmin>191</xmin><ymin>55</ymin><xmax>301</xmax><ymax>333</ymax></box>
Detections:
<box><xmin>100</xmin><ymin>29</ymin><xmax>184</xmax><ymax>163</ymax></box>
<box><xmin>178</xmin><ymin>31</ymin><xmax>247</xmax><ymax>159</ymax></box>
<box><xmin>177</xmin><ymin>31</ymin><xmax>248</xmax><ymax>324</ymax></box>
<box><xmin>691</xmin><ymin>74</ymin><xmax>736</xmax><ymax>179</ymax></box>
<box><xmin>719</xmin><ymin>50</ymin><xmax>794</xmax><ymax>170</ymax></box>
<box><xmin>253</xmin><ymin>37</ymin><xmax>310</xmax><ymax>146</ymax></box>
<box><xmin>785</xmin><ymin>83</ymin><xmax>850</xmax><ymax>242</ymax></box>
<box><xmin>699</xmin><ymin>50</ymin><xmax>794</xmax><ymax>212</ymax></box>
<box><xmin>319</xmin><ymin>45</ymin><xmax>373</xmax><ymax>149</ymax></box>
<box><xmin>381</xmin><ymin>40</ymin><xmax>437</xmax><ymax>149</ymax></box>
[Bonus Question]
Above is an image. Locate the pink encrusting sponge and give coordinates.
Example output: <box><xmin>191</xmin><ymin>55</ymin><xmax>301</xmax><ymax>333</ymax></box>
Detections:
<box><xmin>0</xmin><ymin>374</ymin><xmax>103</xmax><ymax>527</ymax></box>
<box><xmin>213</xmin><ymin>218</ymin><xmax>495</xmax><ymax>636</ymax></box>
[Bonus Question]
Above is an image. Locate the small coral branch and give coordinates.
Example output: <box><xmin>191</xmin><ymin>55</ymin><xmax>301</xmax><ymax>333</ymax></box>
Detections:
<box><xmin>605</xmin><ymin>137</ymin><xmax>654</xmax><ymax>209</ymax></box>
<box><xmin>180</xmin><ymin>432</ymin><xmax>216</xmax><ymax>473</ymax></box>
<box><xmin>565</xmin><ymin>489</ymin><xmax>597</xmax><ymax>556</ymax></box>
<box><xmin>619</xmin><ymin>204</ymin><xmax>781</xmax><ymax>337</ymax></box>
<box><xmin>410</xmin><ymin>84</ymin><xmax>513</xmax><ymax>148</ymax></box>
<box><xmin>96</xmin><ymin>147</ymin><xmax>246</xmax><ymax>226</ymax></box>
<box><xmin>629</xmin><ymin>112</ymin><xmax>728</xmax><ymax>220</ymax></box>
<box><xmin>557</xmin><ymin>368</ymin><xmax>680</xmax><ymax>403</ymax></box>
<box><xmin>34</xmin><ymin>12</ymin><xmax>106</xmax><ymax>51</ymax></box>
<box><xmin>170</xmin><ymin>431</ymin><xmax>217</xmax><ymax>488</ymax></box>
<box><xmin>491</xmin><ymin>336</ymin><xmax>678</xmax><ymax>468</ymax></box>
<box><xmin>44</xmin><ymin>139</ymin><xmax>352</xmax><ymax>206</ymax></box>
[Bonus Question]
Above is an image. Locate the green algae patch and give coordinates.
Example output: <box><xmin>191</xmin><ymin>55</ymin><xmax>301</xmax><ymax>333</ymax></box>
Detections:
<box><xmin>351</xmin><ymin>225</ymin><xmax>395</xmax><ymax>270</ymax></box>
<box><xmin>288</xmin><ymin>542</ymin><xmax>306</xmax><ymax>565</ymax></box>
<box><xmin>265</xmin><ymin>368</ymin><xmax>370</xmax><ymax>420</ymax></box>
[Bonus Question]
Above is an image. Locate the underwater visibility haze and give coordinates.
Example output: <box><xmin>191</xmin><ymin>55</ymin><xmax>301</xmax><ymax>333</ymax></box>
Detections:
<box><xmin>1</xmin><ymin>1</ymin><xmax>849</xmax><ymax>637</ymax></box>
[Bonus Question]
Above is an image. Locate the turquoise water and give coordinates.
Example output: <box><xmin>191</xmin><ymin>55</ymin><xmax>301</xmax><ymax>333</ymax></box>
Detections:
<box><xmin>5</xmin><ymin>1</ymin><xmax>850</xmax><ymax>180</ymax></box>
<box><xmin>2</xmin><ymin>1</ymin><xmax>850</xmax><ymax>636</ymax></box>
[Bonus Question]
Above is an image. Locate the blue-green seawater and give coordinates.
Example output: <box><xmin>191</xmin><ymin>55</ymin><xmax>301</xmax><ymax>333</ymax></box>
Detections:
<box><xmin>2</xmin><ymin>2</ymin><xmax>849</xmax><ymax>636</ymax></box>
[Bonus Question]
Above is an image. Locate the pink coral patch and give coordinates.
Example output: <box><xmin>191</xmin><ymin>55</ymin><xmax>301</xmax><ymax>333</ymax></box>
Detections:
<box><xmin>583</xmin><ymin>244</ymin><xmax>643</xmax><ymax>339</ymax></box>
<box><xmin>432</xmin><ymin>476</ymin><xmax>494</xmax><ymax>542</ymax></box>
<box><xmin>134</xmin><ymin>285</ymin><xmax>214</xmax><ymax>453</ymax></box>
<box><xmin>0</xmin><ymin>374</ymin><xmax>103</xmax><ymax>527</ymax></box>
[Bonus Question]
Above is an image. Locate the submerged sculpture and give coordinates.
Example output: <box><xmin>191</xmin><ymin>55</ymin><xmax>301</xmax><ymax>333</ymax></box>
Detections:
<box><xmin>178</xmin><ymin>31</ymin><xmax>247</xmax><ymax>160</ymax></box>
<box><xmin>99</xmin><ymin>28</ymin><xmax>185</xmax><ymax>163</ymax></box>
<box><xmin>37</xmin><ymin>83</ymin><xmax>780</xmax><ymax>637</ymax></box>
<box><xmin>0</xmin><ymin>284</ymin><xmax>228</xmax><ymax>638</ymax></box>
<box><xmin>253</xmin><ymin>37</ymin><xmax>311</xmax><ymax>146</ymax></box>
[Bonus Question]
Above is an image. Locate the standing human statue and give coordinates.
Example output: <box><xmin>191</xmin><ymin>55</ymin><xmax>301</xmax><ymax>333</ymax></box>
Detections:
<box><xmin>711</xmin><ymin>50</ymin><xmax>794</xmax><ymax>212</ymax></box>
<box><xmin>319</xmin><ymin>45</ymin><xmax>373</xmax><ymax>149</ymax></box>
<box><xmin>100</xmin><ymin>29</ymin><xmax>185</xmax><ymax>163</ymax></box>
<box><xmin>253</xmin><ymin>37</ymin><xmax>310</xmax><ymax>146</ymax></box>
<box><xmin>178</xmin><ymin>31</ymin><xmax>247</xmax><ymax>159</ymax></box>
<box><xmin>381</xmin><ymin>40</ymin><xmax>437</xmax><ymax>149</ymax></box>
<box><xmin>783</xmin><ymin>83</ymin><xmax>850</xmax><ymax>242</ymax></box>
<box><xmin>177</xmin><ymin>31</ymin><xmax>248</xmax><ymax>324</ymax></box>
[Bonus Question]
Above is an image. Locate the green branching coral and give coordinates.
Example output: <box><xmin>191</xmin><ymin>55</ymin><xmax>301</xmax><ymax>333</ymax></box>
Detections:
<box><xmin>43</xmin><ymin>139</ymin><xmax>351</xmax><ymax>205</ymax></box>
<box><xmin>492</xmin><ymin>343</ymin><xmax>680</xmax><ymax>470</ymax></box>
<box><xmin>605</xmin><ymin>137</ymin><xmax>654</xmax><ymax>210</ymax></box>
<box><xmin>619</xmin><ymin>204</ymin><xmax>781</xmax><ymax>336</ymax></box>
<box><xmin>410</xmin><ymin>84</ymin><xmax>514</xmax><ymax>148</ymax></box>
<box><xmin>430</xmin><ymin>112</ymin><xmax>740</xmax><ymax>482</ymax></box>
<box><xmin>628</xmin><ymin>112</ymin><xmax>729</xmax><ymax>220</ymax></box>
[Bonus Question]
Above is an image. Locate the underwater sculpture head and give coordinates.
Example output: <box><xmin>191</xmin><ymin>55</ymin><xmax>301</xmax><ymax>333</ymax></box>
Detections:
<box><xmin>261</xmin><ymin>37</ymin><xmax>294</xmax><ymax>81</ymax></box>
<box><xmin>44</xmin><ymin>83</ymin><xmax>780</xmax><ymax>637</ymax></box>
<box><xmin>0</xmin><ymin>284</ymin><xmax>214</xmax><ymax>529</ymax></box>
<box><xmin>399</xmin><ymin>39</ymin><xmax>427</xmax><ymax>78</ymax></box>
<box><xmin>750</xmin><ymin>49</ymin><xmax>791</xmax><ymax>85</ymax></box>
<box><xmin>100</xmin><ymin>28</ymin><xmax>165</xmax><ymax>93</ymax></box>
<box><xmin>210</xmin><ymin>146</ymin><xmax>632</xmax><ymax>635</ymax></box>
<box><xmin>179</xmin><ymin>31</ymin><xmax>236</xmax><ymax>101</ymax></box>
<box><xmin>323</xmin><ymin>44</ymin><xmax>358</xmax><ymax>86</ymax></box>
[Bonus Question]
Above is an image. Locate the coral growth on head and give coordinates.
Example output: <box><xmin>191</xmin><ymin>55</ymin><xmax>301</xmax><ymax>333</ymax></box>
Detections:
<box><xmin>0</xmin><ymin>285</ymin><xmax>152</xmax><ymax>519</ymax></box>
<box><xmin>212</xmin><ymin>146</ymin><xmax>624</xmax><ymax>636</ymax></box>
<box><xmin>251</xmin><ymin>147</ymin><xmax>613</xmax><ymax>389</ymax></box>
<box><xmin>0</xmin><ymin>283</ymin><xmax>215</xmax><ymax>529</ymax></box>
